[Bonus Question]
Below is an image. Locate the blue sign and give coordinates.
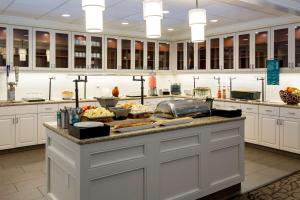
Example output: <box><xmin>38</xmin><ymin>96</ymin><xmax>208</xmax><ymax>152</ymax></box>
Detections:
<box><xmin>267</xmin><ymin>59</ymin><xmax>280</xmax><ymax>85</ymax></box>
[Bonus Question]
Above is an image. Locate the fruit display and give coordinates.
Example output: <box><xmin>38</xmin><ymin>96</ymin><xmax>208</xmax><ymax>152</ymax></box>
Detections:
<box><xmin>284</xmin><ymin>87</ymin><xmax>300</xmax><ymax>95</ymax></box>
<box><xmin>81</xmin><ymin>105</ymin><xmax>97</xmax><ymax>112</ymax></box>
<box><xmin>280</xmin><ymin>87</ymin><xmax>300</xmax><ymax>105</ymax></box>
<box><xmin>83</xmin><ymin>107</ymin><xmax>114</xmax><ymax>118</ymax></box>
<box><xmin>119</xmin><ymin>102</ymin><xmax>137</xmax><ymax>109</ymax></box>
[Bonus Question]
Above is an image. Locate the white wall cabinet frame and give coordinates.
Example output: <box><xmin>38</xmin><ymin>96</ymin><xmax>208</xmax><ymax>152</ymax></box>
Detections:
<box><xmin>157</xmin><ymin>41</ymin><xmax>171</xmax><ymax>71</ymax></box>
<box><xmin>72</xmin><ymin>32</ymin><xmax>89</xmax><ymax>71</ymax></box>
<box><xmin>195</xmin><ymin>40</ymin><xmax>208</xmax><ymax>72</ymax></box>
<box><xmin>236</xmin><ymin>31</ymin><xmax>252</xmax><ymax>72</ymax></box>
<box><xmin>53</xmin><ymin>30</ymin><xmax>72</xmax><ymax>71</ymax></box>
<box><xmin>207</xmin><ymin>36</ymin><xmax>222</xmax><ymax>72</ymax></box>
<box><xmin>89</xmin><ymin>34</ymin><xmax>105</xmax><ymax>72</ymax></box>
<box><xmin>10</xmin><ymin>25</ymin><xmax>33</xmax><ymax>71</ymax></box>
<box><xmin>104</xmin><ymin>36</ymin><xmax>119</xmax><ymax>72</ymax></box>
<box><xmin>222</xmin><ymin>33</ymin><xmax>236</xmax><ymax>72</ymax></box>
<box><xmin>118</xmin><ymin>37</ymin><xmax>133</xmax><ymax>72</ymax></box>
<box><xmin>0</xmin><ymin>24</ymin><xmax>10</xmax><ymax>69</ymax></box>
<box><xmin>132</xmin><ymin>39</ymin><xmax>146</xmax><ymax>72</ymax></box>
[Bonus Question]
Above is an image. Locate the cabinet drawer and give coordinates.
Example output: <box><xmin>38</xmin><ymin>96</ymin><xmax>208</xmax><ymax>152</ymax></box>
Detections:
<box><xmin>225</xmin><ymin>102</ymin><xmax>241</xmax><ymax>110</ymax></box>
<box><xmin>241</xmin><ymin>104</ymin><xmax>259</xmax><ymax>113</ymax></box>
<box><xmin>213</xmin><ymin>101</ymin><xmax>224</xmax><ymax>109</ymax></box>
<box><xmin>280</xmin><ymin>108</ymin><xmax>300</xmax><ymax>119</ymax></box>
<box><xmin>0</xmin><ymin>105</ymin><xmax>38</xmax><ymax>115</ymax></box>
<box><xmin>38</xmin><ymin>104</ymin><xmax>59</xmax><ymax>113</ymax></box>
<box><xmin>59</xmin><ymin>103</ymin><xmax>75</xmax><ymax>109</ymax></box>
<box><xmin>259</xmin><ymin>106</ymin><xmax>279</xmax><ymax>116</ymax></box>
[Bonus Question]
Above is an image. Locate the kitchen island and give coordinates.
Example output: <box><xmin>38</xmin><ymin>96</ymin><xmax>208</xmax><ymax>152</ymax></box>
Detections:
<box><xmin>44</xmin><ymin>116</ymin><xmax>245</xmax><ymax>200</ymax></box>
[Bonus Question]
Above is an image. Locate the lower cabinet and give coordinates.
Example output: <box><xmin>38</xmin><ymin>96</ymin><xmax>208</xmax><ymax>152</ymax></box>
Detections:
<box><xmin>280</xmin><ymin>118</ymin><xmax>300</xmax><ymax>154</ymax></box>
<box><xmin>0</xmin><ymin>116</ymin><xmax>15</xmax><ymax>150</ymax></box>
<box><xmin>38</xmin><ymin>113</ymin><xmax>57</xmax><ymax>144</ymax></box>
<box><xmin>16</xmin><ymin>114</ymin><xmax>38</xmax><ymax>147</ymax></box>
<box><xmin>243</xmin><ymin>112</ymin><xmax>259</xmax><ymax>144</ymax></box>
<box><xmin>259</xmin><ymin>114</ymin><xmax>280</xmax><ymax>149</ymax></box>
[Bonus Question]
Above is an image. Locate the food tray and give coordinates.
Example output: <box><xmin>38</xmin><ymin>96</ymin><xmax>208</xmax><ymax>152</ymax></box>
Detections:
<box><xmin>69</xmin><ymin>124</ymin><xmax>110</xmax><ymax>139</ymax></box>
<box><xmin>128</xmin><ymin>112</ymin><xmax>152</xmax><ymax>119</ymax></box>
<box><xmin>157</xmin><ymin>117</ymin><xmax>193</xmax><ymax>126</ymax></box>
<box><xmin>81</xmin><ymin>116</ymin><xmax>114</xmax><ymax>123</ymax></box>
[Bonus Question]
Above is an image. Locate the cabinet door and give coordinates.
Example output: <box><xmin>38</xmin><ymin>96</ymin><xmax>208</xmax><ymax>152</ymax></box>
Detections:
<box><xmin>186</xmin><ymin>42</ymin><xmax>195</xmax><ymax>70</ymax></box>
<box><xmin>90</xmin><ymin>35</ymin><xmax>103</xmax><ymax>70</ymax></box>
<box><xmin>106</xmin><ymin>37</ymin><xmax>118</xmax><ymax>70</ymax></box>
<box><xmin>243</xmin><ymin>112</ymin><xmax>259</xmax><ymax>144</ymax></box>
<box><xmin>38</xmin><ymin>113</ymin><xmax>56</xmax><ymax>144</ymax></box>
<box><xmin>121</xmin><ymin>39</ymin><xmax>132</xmax><ymax>70</ymax></box>
<box><xmin>293</xmin><ymin>24</ymin><xmax>300</xmax><ymax>70</ymax></box>
<box><xmin>16</xmin><ymin>114</ymin><xmax>37</xmax><ymax>147</ymax></box>
<box><xmin>33</xmin><ymin>29</ymin><xmax>51</xmax><ymax>69</ymax></box>
<box><xmin>271</xmin><ymin>25</ymin><xmax>292</xmax><ymax>69</ymax></box>
<box><xmin>73</xmin><ymin>33</ymin><xmax>88</xmax><ymax>70</ymax></box>
<box><xmin>134</xmin><ymin>40</ymin><xmax>144</xmax><ymax>70</ymax></box>
<box><xmin>0</xmin><ymin>25</ymin><xmax>9</xmax><ymax>68</ymax></box>
<box><xmin>176</xmin><ymin>42</ymin><xmax>184</xmax><ymax>70</ymax></box>
<box><xmin>237</xmin><ymin>32</ymin><xmax>251</xmax><ymax>70</ymax></box>
<box><xmin>11</xmin><ymin>26</ymin><xmax>32</xmax><ymax>69</ymax></box>
<box><xmin>0</xmin><ymin>116</ymin><xmax>15</xmax><ymax>150</ymax></box>
<box><xmin>280</xmin><ymin>118</ymin><xmax>300</xmax><ymax>154</ymax></box>
<box><xmin>146</xmin><ymin>41</ymin><xmax>155</xmax><ymax>70</ymax></box>
<box><xmin>209</xmin><ymin>37</ymin><xmax>221</xmax><ymax>70</ymax></box>
<box><xmin>254</xmin><ymin>29</ymin><xmax>270</xmax><ymax>70</ymax></box>
<box><xmin>54</xmin><ymin>31</ymin><xmax>71</xmax><ymax>70</ymax></box>
<box><xmin>259</xmin><ymin>114</ymin><xmax>279</xmax><ymax>149</ymax></box>
<box><xmin>197</xmin><ymin>41</ymin><xmax>206</xmax><ymax>70</ymax></box>
<box><xmin>223</xmin><ymin>35</ymin><xmax>235</xmax><ymax>70</ymax></box>
<box><xmin>159</xmin><ymin>42</ymin><xmax>170</xmax><ymax>70</ymax></box>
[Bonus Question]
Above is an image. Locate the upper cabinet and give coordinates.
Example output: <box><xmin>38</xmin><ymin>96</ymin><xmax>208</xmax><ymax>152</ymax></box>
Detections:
<box><xmin>254</xmin><ymin>30</ymin><xmax>269</xmax><ymax>70</ymax></box>
<box><xmin>159</xmin><ymin>42</ymin><xmax>170</xmax><ymax>70</ymax></box>
<box><xmin>223</xmin><ymin>34</ymin><xmax>235</xmax><ymax>71</ymax></box>
<box><xmin>187</xmin><ymin>42</ymin><xmax>195</xmax><ymax>70</ymax></box>
<box><xmin>106</xmin><ymin>37</ymin><xmax>118</xmax><ymax>70</ymax></box>
<box><xmin>34</xmin><ymin>30</ymin><xmax>50</xmax><ymax>69</ymax></box>
<box><xmin>134</xmin><ymin>40</ymin><xmax>144</xmax><ymax>70</ymax></box>
<box><xmin>0</xmin><ymin>25</ymin><xmax>8</xmax><ymax>68</ymax></box>
<box><xmin>73</xmin><ymin>33</ymin><xmax>88</xmax><ymax>70</ymax></box>
<box><xmin>294</xmin><ymin>25</ymin><xmax>300</xmax><ymax>69</ymax></box>
<box><xmin>209</xmin><ymin>37</ymin><xmax>221</xmax><ymax>71</ymax></box>
<box><xmin>90</xmin><ymin>35</ymin><xmax>104</xmax><ymax>70</ymax></box>
<box><xmin>12</xmin><ymin>27</ymin><xmax>32</xmax><ymax>70</ymax></box>
<box><xmin>177</xmin><ymin>42</ymin><xmax>184</xmax><ymax>70</ymax></box>
<box><xmin>120</xmin><ymin>38</ymin><xmax>132</xmax><ymax>70</ymax></box>
<box><xmin>146</xmin><ymin>41</ymin><xmax>156</xmax><ymax>70</ymax></box>
<box><xmin>237</xmin><ymin>32</ymin><xmax>251</xmax><ymax>70</ymax></box>
<box><xmin>197</xmin><ymin>41</ymin><xmax>207</xmax><ymax>70</ymax></box>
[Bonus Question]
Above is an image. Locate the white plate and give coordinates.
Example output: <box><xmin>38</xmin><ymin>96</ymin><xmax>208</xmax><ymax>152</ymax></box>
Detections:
<box><xmin>74</xmin><ymin>122</ymin><xmax>104</xmax><ymax>128</ymax></box>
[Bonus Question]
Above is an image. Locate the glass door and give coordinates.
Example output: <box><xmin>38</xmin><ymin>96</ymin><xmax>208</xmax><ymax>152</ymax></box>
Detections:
<box><xmin>55</xmin><ymin>32</ymin><xmax>70</xmax><ymax>69</ymax></box>
<box><xmin>210</xmin><ymin>38</ymin><xmax>220</xmax><ymax>70</ymax></box>
<box><xmin>147</xmin><ymin>42</ymin><xmax>155</xmax><ymax>70</ymax></box>
<box><xmin>74</xmin><ymin>34</ymin><xmax>87</xmax><ymax>69</ymax></box>
<box><xmin>13</xmin><ymin>28</ymin><xmax>31</xmax><ymax>69</ymax></box>
<box><xmin>223</xmin><ymin>36</ymin><xmax>234</xmax><ymax>70</ymax></box>
<box><xmin>90</xmin><ymin>36</ymin><xmax>103</xmax><ymax>70</ymax></box>
<box><xmin>121</xmin><ymin>39</ymin><xmax>131</xmax><ymax>69</ymax></box>
<box><xmin>177</xmin><ymin>42</ymin><xmax>184</xmax><ymax>70</ymax></box>
<box><xmin>198</xmin><ymin>41</ymin><xmax>206</xmax><ymax>70</ymax></box>
<box><xmin>159</xmin><ymin>42</ymin><xmax>170</xmax><ymax>70</ymax></box>
<box><xmin>106</xmin><ymin>38</ymin><xmax>118</xmax><ymax>70</ymax></box>
<box><xmin>0</xmin><ymin>26</ymin><xmax>8</xmax><ymax>67</ymax></box>
<box><xmin>135</xmin><ymin>40</ymin><xmax>144</xmax><ymax>70</ymax></box>
<box><xmin>273</xmin><ymin>27</ymin><xmax>289</xmax><ymax>68</ymax></box>
<box><xmin>254</xmin><ymin>31</ymin><xmax>269</xmax><ymax>69</ymax></box>
<box><xmin>294</xmin><ymin>25</ymin><xmax>300</xmax><ymax>68</ymax></box>
<box><xmin>238</xmin><ymin>33</ymin><xmax>251</xmax><ymax>69</ymax></box>
<box><xmin>187</xmin><ymin>42</ymin><xmax>194</xmax><ymax>70</ymax></box>
<box><xmin>34</xmin><ymin>30</ymin><xmax>50</xmax><ymax>69</ymax></box>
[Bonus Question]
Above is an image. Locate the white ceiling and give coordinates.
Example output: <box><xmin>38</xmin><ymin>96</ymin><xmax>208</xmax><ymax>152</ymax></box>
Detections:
<box><xmin>0</xmin><ymin>0</ymin><xmax>299</xmax><ymax>38</ymax></box>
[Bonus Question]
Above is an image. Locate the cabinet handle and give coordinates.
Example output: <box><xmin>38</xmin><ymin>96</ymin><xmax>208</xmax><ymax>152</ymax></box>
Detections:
<box><xmin>288</xmin><ymin>112</ymin><xmax>296</xmax><ymax>115</ymax></box>
<box><xmin>246</xmin><ymin>108</ymin><xmax>252</xmax><ymax>110</ymax></box>
<box><xmin>45</xmin><ymin>108</ymin><xmax>52</xmax><ymax>110</ymax></box>
<box><xmin>265</xmin><ymin>109</ymin><xmax>272</xmax><ymax>112</ymax></box>
<box><xmin>16</xmin><ymin>118</ymin><xmax>18</xmax><ymax>124</ymax></box>
<box><xmin>12</xmin><ymin>118</ymin><xmax>15</xmax><ymax>124</ymax></box>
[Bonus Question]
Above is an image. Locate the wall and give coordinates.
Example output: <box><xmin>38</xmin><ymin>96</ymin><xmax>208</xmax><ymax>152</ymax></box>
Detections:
<box><xmin>1</xmin><ymin>71</ymin><xmax>299</xmax><ymax>102</ymax></box>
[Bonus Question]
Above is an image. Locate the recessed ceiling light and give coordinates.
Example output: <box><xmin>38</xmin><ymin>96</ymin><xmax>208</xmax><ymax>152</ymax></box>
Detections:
<box><xmin>167</xmin><ymin>28</ymin><xmax>174</xmax><ymax>31</ymax></box>
<box><xmin>163</xmin><ymin>10</ymin><xmax>170</xmax><ymax>14</ymax></box>
<box><xmin>61</xmin><ymin>14</ymin><xmax>71</xmax><ymax>17</ymax></box>
<box><xmin>210</xmin><ymin>19</ymin><xmax>218</xmax><ymax>23</ymax></box>
<box><xmin>121</xmin><ymin>22</ymin><xmax>129</xmax><ymax>25</ymax></box>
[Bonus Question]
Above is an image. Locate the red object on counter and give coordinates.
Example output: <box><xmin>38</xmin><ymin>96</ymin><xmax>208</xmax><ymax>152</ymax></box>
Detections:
<box><xmin>217</xmin><ymin>87</ymin><xmax>222</xmax><ymax>99</ymax></box>
<box><xmin>148</xmin><ymin>75</ymin><xmax>157</xmax><ymax>89</ymax></box>
<box><xmin>112</xmin><ymin>87</ymin><xmax>119</xmax><ymax>97</ymax></box>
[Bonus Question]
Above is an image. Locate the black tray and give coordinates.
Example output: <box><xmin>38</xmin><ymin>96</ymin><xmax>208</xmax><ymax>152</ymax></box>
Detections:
<box><xmin>211</xmin><ymin>109</ymin><xmax>242</xmax><ymax>118</ymax></box>
<box><xmin>69</xmin><ymin>124</ymin><xmax>110</xmax><ymax>139</ymax></box>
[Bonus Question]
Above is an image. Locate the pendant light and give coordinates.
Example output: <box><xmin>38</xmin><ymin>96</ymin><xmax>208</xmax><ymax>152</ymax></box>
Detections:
<box><xmin>189</xmin><ymin>0</ymin><xmax>206</xmax><ymax>42</ymax></box>
<box><xmin>82</xmin><ymin>0</ymin><xmax>105</xmax><ymax>33</ymax></box>
<box><xmin>143</xmin><ymin>0</ymin><xmax>163</xmax><ymax>38</ymax></box>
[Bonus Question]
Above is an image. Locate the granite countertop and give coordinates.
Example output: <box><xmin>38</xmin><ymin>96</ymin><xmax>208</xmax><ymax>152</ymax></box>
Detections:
<box><xmin>214</xmin><ymin>98</ymin><xmax>300</xmax><ymax>109</ymax></box>
<box><xmin>0</xmin><ymin>95</ymin><xmax>183</xmax><ymax>107</ymax></box>
<box><xmin>44</xmin><ymin>116</ymin><xmax>245</xmax><ymax>145</ymax></box>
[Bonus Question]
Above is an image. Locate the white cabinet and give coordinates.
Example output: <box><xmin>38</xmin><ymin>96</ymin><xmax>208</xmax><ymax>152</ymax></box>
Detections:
<box><xmin>259</xmin><ymin>114</ymin><xmax>280</xmax><ymax>149</ymax></box>
<box><xmin>0</xmin><ymin>116</ymin><xmax>15</xmax><ymax>150</ymax></box>
<box><xmin>15</xmin><ymin>114</ymin><xmax>38</xmax><ymax>147</ymax></box>
<box><xmin>244</xmin><ymin>112</ymin><xmax>259</xmax><ymax>144</ymax></box>
<box><xmin>38</xmin><ymin>113</ymin><xmax>56</xmax><ymax>144</ymax></box>
<box><xmin>175</xmin><ymin>41</ymin><xmax>197</xmax><ymax>71</ymax></box>
<box><xmin>0</xmin><ymin>25</ymin><xmax>10</xmax><ymax>68</ymax></box>
<box><xmin>279</xmin><ymin>118</ymin><xmax>300</xmax><ymax>154</ymax></box>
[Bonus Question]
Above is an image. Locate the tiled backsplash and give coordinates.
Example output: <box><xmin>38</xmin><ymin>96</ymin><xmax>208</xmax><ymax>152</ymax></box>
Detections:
<box><xmin>0</xmin><ymin>72</ymin><xmax>299</xmax><ymax>102</ymax></box>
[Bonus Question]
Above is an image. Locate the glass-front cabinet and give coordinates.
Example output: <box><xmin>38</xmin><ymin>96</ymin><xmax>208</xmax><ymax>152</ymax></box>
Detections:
<box><xmin>237</xmin><ymin>33</ymin><xmax>251</xmax><ymax>70</ymax></box>
<box><xmin>159</xmin><ymin>42</ymin><xmax>170</xmax><ymax>70</ymax></box>
<box><xmin>106</xmin><ymin>37</ymin><xmax>118</xmax><ymax>70</ymax></box>
<box><xmin>294</xmin><ymin>25</ymin><xmax>300</xmax><ymax>69</ymax></box>
<box><xmin>90</xmin><ymin>35</ymin><xmax>103</xmax><ymax>70</ymax></box>
<box><xmin>187</xmin><ymin>42</ymin><xmax>195</xmax><ymax>70</ymax></box>
<box><xmin>121</xmin><ymin>39</ymin><xmax>132</xmax><ymax>70</ymax></box>
<box><xmin>209</xmin><ymin>37</ymin><xmax>220</xmax><ymax>70</ymax></box>
<box><xmin>34</xmin><ymin>30</ymin><xmax>50</xmax><ymax>69</ymax></box>
<box><xmin>272</xmin><ymin>26</ymin><xmax>290</xmax><ymax>69</ymax></box>
<box><xmin>0</xmin><ymin>26</ymin><xmax>8</xmax><ymax>68</ymax></box>
<box><xmin>253</xmin><ymin>29</ymin><xmax>269</xmax><ymax>69</ymax></box>
<box><xmin>73</xmin><ymin>33</ymin><xmax>88</xmax><ymax>69</ymax></box>
<box><xmin>135</xmin><ymin>40</ymin><xmax>144</xmax><ymax>70</ymax></box>
<box><xmin>12</xmin><ymin>27</ymin><xmax>32</xmax><ymax>69</ymax></box>
<box><xmin>223</xmin><ymin>35</ymin><xmax>235</xmax><ymax>70</ymax></box>
<box><xmin>176</xmin><ymin>42</ymin><xmax>184</xmax><ymax>70</ymax></box>
<box><xmin>197</xmin><ymin>41</ymin><xmax>206</xmax><ymax>70</ymax></box>
<box><xmin>147</xmin><ymin>42</ymin><xmax>156</xmax><ymax>70</ymax></box>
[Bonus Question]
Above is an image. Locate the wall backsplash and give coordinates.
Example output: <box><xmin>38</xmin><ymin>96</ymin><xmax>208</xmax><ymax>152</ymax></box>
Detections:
<box><xmin>0</xmin><ymin>72</ymin><xmax>299</xmax><ymax>102</ymax></box>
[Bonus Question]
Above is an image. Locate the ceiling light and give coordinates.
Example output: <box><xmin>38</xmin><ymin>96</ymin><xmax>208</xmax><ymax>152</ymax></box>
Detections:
<box><xmin>82</xmin><ymin>0</ymin><xmax>105</xmax><ymax>33</ymax></box>
<box><xmin>210</xmin><ymin>19</ymin><xmax>218</xmax><ymax>23</ymax></box>
<box><xmin>163</xmin><ymin>10</ymin><xmax>169</xmax><ymax>14</ymax></box>
<box><xmin>143</xmin><ymin>0</ymin><xmax>163</xmax><ymax>39</ymax></box>
<box><xmin>189</xmin><ymin>0</ymin><xmax>206</xmax><ymax>43</ymax></box>
<box><xmin>167</xmin><ymin>28</ymin><xmax>174</xmax><ymax>31</ymax></box>
<box><xmin>122</xmin><ymin>22</ymin><xmax>129</xmax><ymax>25</ymax></box>
<box><xmin>61</xmin><ymin>14</ymin><xmax>71</xmax><ymax>17</ymax></box>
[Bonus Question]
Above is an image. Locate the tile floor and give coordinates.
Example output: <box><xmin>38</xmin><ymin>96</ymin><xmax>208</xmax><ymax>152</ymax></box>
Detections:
<box><xmin>0</xmin><ymin>146</ymin><xmax>299</xmax><ymax>200</ymax></box>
